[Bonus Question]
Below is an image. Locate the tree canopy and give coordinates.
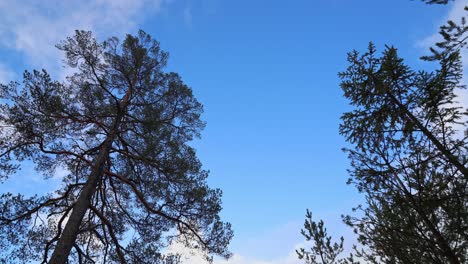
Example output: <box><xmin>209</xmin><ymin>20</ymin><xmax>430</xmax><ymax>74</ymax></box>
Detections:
<box><xmin>0</xmin><ymin>30</ymin><xmax>233</xmax><ymax>263</ymax></box>
<box><xmin>298</xmin><ymin>1</ymin><xmax>467</xmax><ymax>263</ymax></box>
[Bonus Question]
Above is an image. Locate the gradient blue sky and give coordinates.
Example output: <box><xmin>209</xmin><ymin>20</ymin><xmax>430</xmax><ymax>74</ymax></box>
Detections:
<box><xmin>0</xmin><ymin>1</ymin><xmax>465</xmax><ymax>263</ymax></box>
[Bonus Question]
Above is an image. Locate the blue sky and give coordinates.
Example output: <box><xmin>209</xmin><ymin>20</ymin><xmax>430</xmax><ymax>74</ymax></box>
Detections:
<box><xmin>0</xmin><ymin>0</ymin><xmax>466</xmax><ymax>263</ymax></box>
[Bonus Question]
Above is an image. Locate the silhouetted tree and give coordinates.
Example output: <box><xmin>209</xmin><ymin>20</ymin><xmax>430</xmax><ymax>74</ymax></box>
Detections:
<box><xmin>338</xmin><ymin>42</ymin><xmax>467</xmax><ymax>264</ymax></box>
<box><xmin>297</xmin><ymin>210</ymin><xmax>361</xmax><ymax>264</ymax></box>
<box><xmin>299</xmin><ymin>2</ymin><xmax>467</xmax><ymax>264</ymax></box>
<box><xmin>0</xmin><ymin>30</ymin><xmax>233</xmax><ymax>263</ymax></box>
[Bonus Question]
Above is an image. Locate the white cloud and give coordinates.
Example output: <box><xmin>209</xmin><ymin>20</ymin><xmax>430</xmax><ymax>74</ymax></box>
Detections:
<box><xmin>53</xmin><ymin>166</ymin><xmax>70</xmax><ymax>179</ymax></box>
<box><xmin>418</xmin><ymin>1</ymin><xmax>468</xmax><ymax>135</ymax></box>
<box><xmin>167</xmin><ymin>215</ymin><xmax>356</xmax><ymax>264</ymax></box>
<box><xmin>0</xmin><ymin>0</ymin><xmax>170</xmax><ymax>79</ymax></box>
<box><xmin>214</xmin><ymin>251</ymin><xmax>302</xmax><ymax>264</ymax></box>
<box><xmin>164</xmin><ymin>220</ymin><xmax>305</xmax><ymax>264</ymax></box>
<box><xmin>417</xmin><ymin>1</ymin><xmax>468</xmax><ymax>51</ymax></box>
<box><xmin>167</xmin><ymin>241</ymin><xmax>303</xmax><ymax>264</ymax></box>
<box><xmin>417</xmin><ymin>1</ymin><xmax>468</xmax><ymax>70</ymax></box>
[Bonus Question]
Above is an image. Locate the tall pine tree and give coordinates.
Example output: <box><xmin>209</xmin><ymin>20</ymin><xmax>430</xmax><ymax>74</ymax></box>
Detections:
<box><xmin>0</xmin><ymin>30</ymin><xmax>233</xmax><ymax>263</ymax></box>
<box><xmin>298</xmin><ymin>1</ymin><xmax>467</xmax><ymax>263</ymax></box>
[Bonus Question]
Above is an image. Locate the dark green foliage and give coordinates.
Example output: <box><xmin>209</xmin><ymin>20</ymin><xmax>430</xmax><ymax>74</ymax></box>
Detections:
<box><xmin>422</xmin><ymin>7</ymin><xmax>468</xmax><ymax>61</ymax></box>
<box><xmin>338</xmin><ymin>43</ymin><xmax>467</xmax><ymax>264</ymax></box>
<box><xmin>297</xmin><ymin>210</ymin><xmax>357</xmax><ymax>264</ymax></box>
<box><xmin>0</xmin><ymin>30</ymin><xmax>232</xmax><ymax>263</ymax></box>
<box><xmin>299</xmin><ymin>2</ymin><xmax>467</xmax><ymax>264</ymax></box>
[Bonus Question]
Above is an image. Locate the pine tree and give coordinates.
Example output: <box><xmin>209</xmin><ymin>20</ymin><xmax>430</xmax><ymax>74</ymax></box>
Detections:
<box><xmin>298</xmin><ymin>1</ymin><xmax>467</xmax><ymax>263</ymax></box>
<box><xmin>338</xmin><ymin>43</ymin><xmax>467</xmax><ymax>264</ymax></box>
<box><xmin>0</xmin><ymin>30</ymin><xmax>233</xmax><ymax>263</ymax></box>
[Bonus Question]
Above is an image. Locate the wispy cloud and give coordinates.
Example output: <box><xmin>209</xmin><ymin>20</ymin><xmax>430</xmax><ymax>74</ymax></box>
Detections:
<box><xmin>417</xmin><ymin>1</ymin><xmax>468</xmax><ymax>51</ymax></box>
<box><xmin>418</xmin><ymin>1</ymin><xmax>468</xmax><ymax>134</ymax></box>
<box><xmin>417</xmin><ymin>0</ymin><xmax>468</xmax><ymax>70</ymax></box>
<box><xmin>168</xmin><ymin>241</ymin><xmax>303</xmax><ymax>264</ymax></box>
<box><xmin>0</xmin><ymin>0</ymin><xmax>170</xmax><ymax>79</ymax></box>
<box><xmin>166</xmin><ymin>220</ymin><xmax>304</xmax><ymax>264</ymax></box>
<box><xmin>215</xmin><ymin>250</ymin><xmax>302</xmax><ymax>264</ymax></box>
<box><xmin>168</xmin><ymin>215</ymin><xmax>355</xmax><ymax>264</ymax></box>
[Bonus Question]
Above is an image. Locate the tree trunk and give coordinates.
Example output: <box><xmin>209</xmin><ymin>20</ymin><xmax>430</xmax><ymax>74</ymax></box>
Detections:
<box><xmin>387</xmin><ymin>92</ymin><xmax>468</xmax><ymax>178</ymax></box>
<box><xmin>48</xmin><ymin>137</ymin><xmax>113</xmax><ymax>264</ymax></box>
<box><xmin>49</xmin><ymin>88</ymin><xmax>133</xmax><ymax>263</ymax></box>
